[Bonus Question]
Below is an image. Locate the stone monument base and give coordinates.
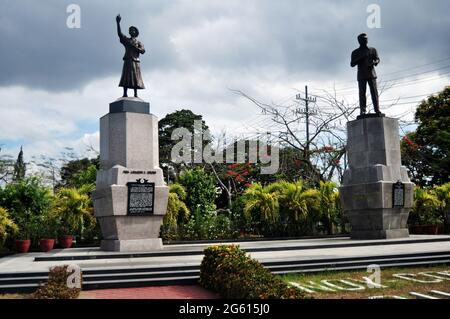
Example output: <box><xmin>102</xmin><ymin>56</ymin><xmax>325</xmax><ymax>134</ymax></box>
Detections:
<box><xmin>349</xmin><ymin>228</ymin><xmax>410</xmax><ymax>240</ymax></box>
<box><xmin>94</xmin><ymin>98</ymin><xmax>169</xmax><ymax>252</ymax></box>
<box><xmin>340</xmin><ymin>116</ymin><xmax>413</xmax><ymax>240</ymax></box>
<box><xmin>101</xmin><ymin>238</ymin><xmax>163</xmax><ymax>252</ymax></box>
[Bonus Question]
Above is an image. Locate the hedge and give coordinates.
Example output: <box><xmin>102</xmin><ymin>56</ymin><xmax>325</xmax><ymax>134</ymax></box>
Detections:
<box><xmin>31</xmin><ymin>265</ymin><xmax>82</xmax><ymax>299</ymax></box>
<box><xmin>199</xmin><ymin>245</ymin><xmax>304</xmax><ymax>299</ymax></box>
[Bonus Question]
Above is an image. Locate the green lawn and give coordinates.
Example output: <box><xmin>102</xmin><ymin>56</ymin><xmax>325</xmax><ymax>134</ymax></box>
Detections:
<box><xmin>280</xmin><ymin>265</ymin><xmax>450</xmax><ymax>299</ymax></box>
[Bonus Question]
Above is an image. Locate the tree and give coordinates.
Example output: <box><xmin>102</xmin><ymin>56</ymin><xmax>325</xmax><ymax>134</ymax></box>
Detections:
<box><xmin>401</xmin><ymin>87</ymin><xmax>450</xmax><ymax>186</ymax></box>
<box><xmin>243</xmin><ymin>183</ymin><xmax>280</xmax><ymax>227</ymax></box>
<box><xmin>13</xmin><ymin>147</ymin><xmax>26</xmax><ymax>182</ymax></box>
<box><xmin>59</xmin><ymin>157</ymin><xmax>99</xmax><ymax>189</ymax></box>
<box><xmin>0</xmin><ymin>148</ymin><xmax>14</xmax><ymax>184</ymax></box>
<box><xmin>0</xmin><ymin>177</ymin><xmax>53</xmax><ymax>240</ymax></box>
<box><xmin>276</xmin><ymin>181</ymin><xmax>319</xmax><ymax>223</ymax></box>
<box><xmin>178</xmin><ymin>168</ymin><xmax>217</xmax><ymax>215</ymax></box>
<box><xmin>317</xmin><ymin>181</ymin><xmax>340</xmax><ymax>235</ymax></box>
<box><xmin>234</xmin><ymin>89</ymin><xmax>354</xmax><ymax>184</ymax></box>
<box><xmin>52</xmin><ymin>187</ymin><xmax>95</xmax><ymax>237</ymax></box>
<box><xmin>159</xmin><ymin>109</ymin><xmax>210</xmax><ymax>179</ymax></box>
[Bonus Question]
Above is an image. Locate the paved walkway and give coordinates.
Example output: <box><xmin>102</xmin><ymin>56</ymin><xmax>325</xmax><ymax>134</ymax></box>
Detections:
<box><xmin>2</xmin><ymin>235</ymin><xmax>450</xmax><ymax>274</ymax></box>
<box><xmin>79</xmin><ymin>285</ymin><xmax>219</xmax><ymax>299</ymax></box>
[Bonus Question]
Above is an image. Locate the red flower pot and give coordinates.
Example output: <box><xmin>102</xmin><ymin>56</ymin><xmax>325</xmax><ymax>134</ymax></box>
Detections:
<box><xmin>40</xmin><ymin>239</ymin><xmax>55</xmax><ymax>252</ymax></box>
<box><xmin>422</xmin><ymin>225</ymin><xmax>439</xmax><ymax>235</ymax></box>
<box><xmin>410</xmin><ymin>225</ymin><xmax>439</xmax><ymax>235</ymax></box>
<box><xmin>15</xmin><ymin>240</ymin><xmax>31</xmax><ymax>253</ymax></box>
<box><xmin>58</xmin><ymin>235</ymin><xmax>74</xmax><ymax>249</ymax></box>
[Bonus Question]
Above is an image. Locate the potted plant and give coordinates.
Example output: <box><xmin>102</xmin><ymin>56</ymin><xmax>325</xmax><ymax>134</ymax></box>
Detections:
<box><xmin>38</xmin><ymin>213</ymin><xmax>58</xmax><ymax>252</ymax></box>
<box><xmin>409</xmin><ymin>187</ymin><xmax>443</xmax><ymax>234</ymax></box>
<box><xmin>58</xmin><ymin>230</ymin><xmax>74</xmax><ymax>249</ymax></box>
<box><xmin>15</xmin><ymin>223</ymin><xmax>33</xmax><ymax>254</ymax></box>
<box><xmin>53</xmin><ymin>188</ymin><xmax>93</xmax><ymax>249</ymax></box>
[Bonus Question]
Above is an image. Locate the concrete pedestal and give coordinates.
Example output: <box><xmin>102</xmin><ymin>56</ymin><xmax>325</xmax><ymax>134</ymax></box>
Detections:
<box><xmin>340</xmin><ymin>116</ymin><xmax>413</xmax><ymax>239</ymax></box>
<box><xmin>93</xmin><ymin>98</ymin><xmax>168</xmax><ymax>252</ymax></box>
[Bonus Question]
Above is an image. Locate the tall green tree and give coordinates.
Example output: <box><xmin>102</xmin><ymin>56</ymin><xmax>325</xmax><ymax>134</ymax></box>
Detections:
<box><xmin>401</xmin><ymin>87</ymin><xmax>450</xmax><ymax>186</ymax></box>
<box><xmin>159</xmin><ymin>109</ymin><xmax>210</xmax><ymax>179</ymax></box>
<box><xmin>59</xmin><ymin>157</ymin><xmax>99</xmax><ymax>189</ymax></box>
<box><xmin>13</xmin><ymin>147</ymin><xmax>26</xmax><ymax>182</ymax></box>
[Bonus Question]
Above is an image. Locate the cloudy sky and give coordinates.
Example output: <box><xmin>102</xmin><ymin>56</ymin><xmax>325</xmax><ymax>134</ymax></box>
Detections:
<box><xmin>0</xmin><ymin>0</ymin><xmax>449</xmax><ymax>163</ymax></box>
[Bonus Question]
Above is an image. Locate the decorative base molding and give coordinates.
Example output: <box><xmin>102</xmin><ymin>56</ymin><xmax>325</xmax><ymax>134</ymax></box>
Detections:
<box><xmin>100</xmin><ymin>238</ymin><xmax>163</xmax><ymax>252</ymax></box>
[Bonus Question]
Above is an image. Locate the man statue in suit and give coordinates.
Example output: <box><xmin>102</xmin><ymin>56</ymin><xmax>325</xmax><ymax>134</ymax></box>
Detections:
<box><xmin>351</xmin><ymin>33</ymin><xmax>381</xmax><ymax>115</ymax></box>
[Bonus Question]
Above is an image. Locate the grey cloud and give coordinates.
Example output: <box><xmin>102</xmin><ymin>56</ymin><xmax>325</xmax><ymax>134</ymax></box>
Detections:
<box><xmin>0</xmin><ymin>0</ymin><xmax>449</xmax><ymax>91</ymax></box>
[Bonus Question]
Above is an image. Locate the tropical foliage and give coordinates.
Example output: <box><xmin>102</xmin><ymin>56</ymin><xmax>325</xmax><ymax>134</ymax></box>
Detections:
<box><xmin>52</xmin><ymin>187</ymin><xmax>96</xmax><ymax>237</ymax></box>
<box><xmin>178</xmin><ymin>168</ymin><xmax>217</xmax><ymax>215</ymax></box>
<box><xmin>0</xmin><ymin>177</ymin><xmax>53</xmax><ymax>240</ymax></box>
<box><xmin>409</xmin><ymin>186</ymin><xmax>445</xmax><ymax>226</ymax></box>
<box><xmin>0</xmin><ymin>207</ymin><xmax>18</xmax><ymax>248</ymax></box>
<box><xmin>401</xmin><ymin>87</ymin><xmax>449</xmax><ymax>186</ymax></box>
<box><xmin>200</xmin><ymin>245</ymin><xmax>305</xmax><ymax>299</ymax></box>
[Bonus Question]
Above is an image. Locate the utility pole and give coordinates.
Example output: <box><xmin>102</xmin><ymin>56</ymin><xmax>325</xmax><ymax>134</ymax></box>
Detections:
<box><xmin>296</xmin><ymin>85</ymin><xmax>317</xmax><ymax>161</ymax></box>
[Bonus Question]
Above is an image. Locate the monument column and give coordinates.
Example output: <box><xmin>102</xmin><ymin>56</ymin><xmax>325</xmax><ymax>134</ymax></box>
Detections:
<box><xmin>93</xmin><ymin>98</ymin><xmax>169</xmax><ymax>251</ymax></box>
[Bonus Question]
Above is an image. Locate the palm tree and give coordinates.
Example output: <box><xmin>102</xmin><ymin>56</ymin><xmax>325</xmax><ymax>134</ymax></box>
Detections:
<box><xmin>434</xmin><ymin>183</ymin><xmax>450</xmax><ymax>232</ymax></box>
<box><xmin>411</xmin><ymin>187</ymin><xmax>442</xmax><ymax>226</ymax></box>
<box><xmin>53</xmin><ymin>187</ymin><xmax>94</xmax><ymax>237</ymax></box>
<box><xmin>277</xmin><ymin>181</ymin><xmax>319</xmax><ymax>223</ymax></box>
<box><xmin>243</xmin><ymin>183</ymin><xmax>280</xmax><ymax>224</ymax></box>
<box><xmin>317</xmin><ymin>181</ymin><xmax>339</xmax><ymax>235</ymax></box>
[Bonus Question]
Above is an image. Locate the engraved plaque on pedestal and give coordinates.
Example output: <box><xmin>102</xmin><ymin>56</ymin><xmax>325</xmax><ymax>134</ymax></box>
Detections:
<box><xmin>127</xmin><ymin>179</ymin><xmax>155</xmax><ymax>215</ymax></box>
<box><xmin>393</xmin><ymin>181</ymin><xmax>405</xmax><ymax>207</ymax></box>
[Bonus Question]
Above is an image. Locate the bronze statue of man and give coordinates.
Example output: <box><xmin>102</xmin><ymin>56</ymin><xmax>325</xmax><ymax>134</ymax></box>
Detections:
<box><xmin>116</xmin><ymin>14</ymin><xmax>146</xmax><ymax>98</ymax></box>
<box><xmin>351</xmin><ymin>33</ymin><xmax>381</xmax><ymax>115</ymax></box>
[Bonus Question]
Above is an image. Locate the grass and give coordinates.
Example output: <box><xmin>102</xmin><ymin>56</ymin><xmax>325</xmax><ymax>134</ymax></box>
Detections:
<box><xmin>280</xmin><ymin>264</ymin><xmax>450</xmax><ymax>299</ymax></box>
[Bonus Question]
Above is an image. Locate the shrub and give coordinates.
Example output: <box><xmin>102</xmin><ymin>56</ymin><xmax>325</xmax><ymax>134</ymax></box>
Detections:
<box><xmin>164</xmin><ymin>184</ymin><xmax>190</xmax><ymax>227</ymax></box>
<box><xmin>161</xmin><ymin>184</ymin><xmax>190</xmax><ymax>240</ymax></box>
<box><xmin>178</xmin><ymin>168</ymin><xmax>217</xmax><ymax>215</ymax></box>
<box><xmin>199</xmin><ymin>245</ymin><xmax>304</xmax><ymax>299</ymax></box>
<box><xmin>0</xmin><ymin>207</ymin><xmax>18</xmax><ymax>248</ymax></box>
<box><xmin>52</xmin><ymin>187</ymin><xmax>95</xmax><ymax>236</ymax></box>
<box><xmin>0</xmin><ymin>176</ymin><xmax>53</xmax><ymax>241</ymax></box>
<box><xmin>31</xmin><ymin>265</ymin><xmax>82</xmax><ymax>299</ymax></box>
<box><xmin>434</xmin><ymin>182</ymin><xmax>450</xmax><ymax>231</ymax></box>
<box><xmin>409</xmin><ymin>187</ymin><xmax>443</xmax><ymax>226</ymax></box>
<box><xmin>179</xmin><ymin>211</ymin><xmax>237</xmax><ymax>241</ymax></box>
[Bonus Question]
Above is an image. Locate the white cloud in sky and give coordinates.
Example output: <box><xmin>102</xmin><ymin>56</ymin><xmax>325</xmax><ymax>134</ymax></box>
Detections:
<box><xmin>0</xmin><ymin>0</ymin><xmax>449</xmax><ymax>165</ymax></box>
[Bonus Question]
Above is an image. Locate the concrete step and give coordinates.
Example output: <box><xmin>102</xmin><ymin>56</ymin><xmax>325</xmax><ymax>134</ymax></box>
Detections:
<box><xmin>1</xmin><ymin>250</ymin><xmax>449</xmax><ymax>293</ymax></box>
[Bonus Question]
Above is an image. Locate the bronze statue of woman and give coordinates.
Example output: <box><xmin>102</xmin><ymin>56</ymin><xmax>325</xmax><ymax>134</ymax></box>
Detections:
<box><xmin>116</xmin><ymin>14</ymin><xmax>146</xmax><ymax>98</ymax></box>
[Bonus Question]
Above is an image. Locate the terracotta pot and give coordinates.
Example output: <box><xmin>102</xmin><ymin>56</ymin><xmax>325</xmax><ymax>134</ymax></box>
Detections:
<box><xmin>40</xmin><ymin>239</ymin><xmax>55</xmax><ymax>252</ymax></box>
<box><xmin>58</xmin><ymin>235</ymin><xmax>74</xmax><ymax>249</ymax></box>
<box><xmin>410</xmin><ymin>225</ymin><xmax>439</xmax><ymax>235</ymax></box>
<box><xmin>421</xmin><ymin>225</ymin><xmax>439</xmax><ymax>235</ymax></box>
<box><xmin>15</xmin><ymin>240</ymin><xmax>31</xmax><ymax>253</ymax></box>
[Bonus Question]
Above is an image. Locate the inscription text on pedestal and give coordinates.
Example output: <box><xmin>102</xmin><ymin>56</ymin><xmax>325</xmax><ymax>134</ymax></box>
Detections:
<box><xmin>127</xmin><ymin>178</ymin><xmax>155</xmax><ymax>215</ymax></box>
<box><xmin>393</xmin><ymin>181</ymin><xmax>405</xmax><ymax>207</ymax></box>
